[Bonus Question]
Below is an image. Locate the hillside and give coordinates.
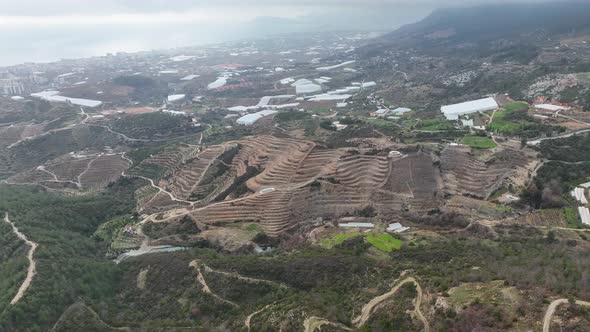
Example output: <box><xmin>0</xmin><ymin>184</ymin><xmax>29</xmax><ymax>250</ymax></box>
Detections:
<box><xmin>367</xmin><ymin>1</ymin><xmax>590</xmax><ymax>53</ymax></box>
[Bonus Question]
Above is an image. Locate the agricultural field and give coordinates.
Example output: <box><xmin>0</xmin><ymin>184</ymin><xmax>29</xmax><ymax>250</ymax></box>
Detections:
<box><xmin>461</xmin><ymin>135</ymin><xmax>497</xmax><ymax>149</ymax></box>
<box><xmin>415</xmin><ymin>118</ymin><xmax>455</xmax><ymax>131</ymax></box>
<box><xmin>3</xmin><ymin>3</ymin><xmax>590</xmax><ymax>331</ymax></box>
<box><xmin>487</xmin><ymin>102</ymin><xmax>530</xmax><ymax>133</ymax></box>
<box><xmin>320</xmin><ymin>232</ymin><xmax>402</xmax><ymax>252</ymax></box>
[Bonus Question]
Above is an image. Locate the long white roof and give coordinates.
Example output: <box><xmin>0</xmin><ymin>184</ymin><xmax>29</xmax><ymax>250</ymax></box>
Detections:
<box><xmin>441</xmin><ymin>97</ymin><xmax>498</xmax><ymax>120</ymax></box>
<box><xmin>236</xmin><ymin>110</ymin><xmax>278</xmax><ymax>125</ymax></box>
<box><xmin>535</xmin><ymin>104</ymin><xmax>569</xmax><ymax>111</ymax></box>
<box><xmin>31</xmin><ymin>90</ymin><xmax>102</xmax><ymax>108</ymax></box>
<box><xmin>579</xmin><ymin>207</ymin><xmax>590</xmax><ymax>226</ymax></box>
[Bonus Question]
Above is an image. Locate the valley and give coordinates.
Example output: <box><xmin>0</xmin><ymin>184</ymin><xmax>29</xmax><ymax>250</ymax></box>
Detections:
<box><xmin>1</xmin><ymin>2</ymin><xmax>590</xmax><ymax>331</ymax></box>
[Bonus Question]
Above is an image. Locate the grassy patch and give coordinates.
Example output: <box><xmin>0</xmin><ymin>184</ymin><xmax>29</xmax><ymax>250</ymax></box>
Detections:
<box><xmin>448</xmin><ymin>280</ymin><xmax>520</xmax><ymax>310</ymax></box>
<box><xmin>321</xmin><ymin>232</ymin><xmax>402</xmax><ymax>252</ymax></box>
<box><xmin>487</xmin><ymin>102</ymin><xmax>532</xmax><ymax>133</ymax></box>
<box><xmin>366</xmin><ymin>233</ymin><xmax>403</xmax><ymax>252</ymax></box>
<box><xmin>564</xmin><ymin>207</ymin><xmax>583</xmax><ymax>229</ymax></box>
<box><xmin>415</xmin><ymin>119</ymin><xmax>455</xmax><ymax>131</ymax></box>
<box><xmin>93</xmin><ymin>216</ymin><xmax>135</xmax><ymax>242</ymax></box>
<box><xmin>274</xmin><ymin>111</ymin><xmax>310</xmax><ymax>123</ymax></box>
<box><xmin>320</xmin><ymin>233</ymin><xmax>363</xmax><ymax>248</ymax></box>
<box><xmin>309</xmin><ymin>107</ymin><xmax>332</xmax><ymax>114</ymax></box>
<box><xmin>462</xmin><ymin>136</ymin><xmax>497</xmax><ymax>149</ymax></box>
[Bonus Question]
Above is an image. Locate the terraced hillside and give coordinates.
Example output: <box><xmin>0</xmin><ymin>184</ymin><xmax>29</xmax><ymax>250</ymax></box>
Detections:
<box><xmin>7</xmin><ymin>152</ymin><xmax>131</xmax><ymax>193</ymax></box>
<box><xmin>0</xmin><ymin>125</ymin><xmax>123</xmax><ymax>177</ymax></box>
<box><xmin>141</xmin><ymin>136</ymin><xmax>443</xmax><ymax>237</ymax></box>
<box><xmin>440</xmin><ymin>145</ymin><xmax>529</xmax><ymax>199</ymax></box>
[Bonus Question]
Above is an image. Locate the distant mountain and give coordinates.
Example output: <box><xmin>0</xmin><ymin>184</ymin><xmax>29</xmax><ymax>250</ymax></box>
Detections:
<box><xmin>367</xmin><ymin>1</ymin><xmax>590</xmax><ymax>52</ymax></box>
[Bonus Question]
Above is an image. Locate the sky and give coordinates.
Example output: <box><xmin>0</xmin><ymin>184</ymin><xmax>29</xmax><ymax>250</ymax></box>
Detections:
<box><xmin>0</xmin><ymin>0</ymin><xmax>551</xmax><ymax>66</ymax></box>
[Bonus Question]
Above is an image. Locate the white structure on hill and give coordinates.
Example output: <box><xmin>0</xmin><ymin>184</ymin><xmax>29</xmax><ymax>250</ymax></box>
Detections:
<box><xmin>534</xmin><ymin>104</ymin><xmax>569</xmax><ymax>112</ymax></box>
<box><xmin>31</xmin><ymin>90</ymin><xmax>102</xmax><ymax>108</ymax></box>
<box><xmin>578</xmin><ymin>207</ymin><xmax>590</xmax><ymax>226</ymax></box>
<box><xmin>0</xmin><ymin>78</ymin><xmax>24</xmax><ymax>96</ymax></box>
<box><xmin>571</xmin><ymin>187</ymin><xmax>588</xmax><ymax>204</ymax></box>
<box><xmin>441</xmin><ymin>97</ymin><xmax>498</xmax><ymax>120</ymax></box>
<box><xmin>237</xmin><ymin>110</ymin><xmax>278</xmax><ymax>126</ymax></box>
<box><xmin>339</xmin><ymin>222</ymin><xmax>374</xmax><ymax>228</ymax></box>
<box><xmin>167</xmin><ymin>94</ymin><xmax>186</xmax><ymax>102</ymax></box>
<box><xmin>387</xmin><ymin>223</ymin><xmax>409</xmax><ymax>233</ymax></box>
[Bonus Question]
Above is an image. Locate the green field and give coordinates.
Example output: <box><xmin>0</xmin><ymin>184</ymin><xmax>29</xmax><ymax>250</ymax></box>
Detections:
<box><xmin>321</xmin><ymin>232</ymin><xmax>402</xmax><ymax>252</ymax></box>
<box><xmin>415</xmin><ymin>119</ymin><xmax>455</xmax><ymax>131</ymax></box>
<box><xmin>461</xmin><ymin>136</ymin><xmax>497</xmax><ymax>149</ymax></box>
<box><xmin>320</xmin><ymin>233</ymin><xmax>363</xmax><ymax>248</ymax></box>
<box><xmin>487</xmin><ymin>102</ymin><xmax>530</xmax><ymax>133</ymax></box>
<box><xmin>365</xmin><ymin>233</ymin><xmax>403</xmax><ymax>252</ymax></box>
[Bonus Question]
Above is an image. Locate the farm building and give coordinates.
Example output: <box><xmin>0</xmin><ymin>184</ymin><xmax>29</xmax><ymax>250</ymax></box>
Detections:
<box><xmin>534</xmin><ymin>104</ymin><xmax>569</xmax><ymax>112</ymax></box>
<box><xmin>292</xmin><ymin>79</ymin><xmax>322</xmax><ymax>95</ymax></box>
<box><xmin>237</xmin><ymin>110</ymin><xmax>277</xmax><ymax>126</ymax></box>
<box><xmin>31</xmin><ymin>90</ymin><xmax>102</xmax><ymax>108</ymax></box>
<box><xmin>167</xmin><ymin>94</ymin><xmax>186</xmax><ymax>102</ymax></box>
<box><xmin>441</xmin><ymin>97</ymin><xmax>499</xmax><ymax>120</ymax></box>
<box><xmin>339</xmin><ymin>222</ymin><xmax>374</xmax><ymax>228</ymax></box>
<box><xmin>387</xmin><ymin>223</ymin><xmax>409</xmax><ymax>233</ymax></box>
<box><xmin>571</xmin><ymin>187</ymin><xmax>588</xmax><ymax>204</ymax></box>
<box><xmin>374</xmin><ymin>107</ymin><xmax>411</xmax><ymax>117</ymax></box>
<box><xmin>578</xmin><ymin>207</ymin><xmax>590</xmax><ymax>226</ymax></box>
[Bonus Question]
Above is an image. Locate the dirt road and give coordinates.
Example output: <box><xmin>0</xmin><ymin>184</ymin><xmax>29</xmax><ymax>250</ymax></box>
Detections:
<box><xmin>543</xmin><ymin>298</ymin><xmax>590</xmax><ymax>332</ymax></box>
<box><xmin>189</xmin><ymin>260</ymin><xmax>238</xmax><ymax>307</ymax></box>
<box><xmin>352</xmin><ymin>277</ymin><xmax>430</xmax><ymax>331</ymax></box>
<box><xmin>245</xmin><ymin>303</ymin><xmax>274</xmax><ymax>331</ymax></box>
<box><xmin>303</xmin><ymin>317</ymin><xmax>352</xmax><ymax>332</ymax></box>
<box><xmin>4</xmin><ymin>213</ymin><xmax>38</xmax><ymax>305</ymax></box>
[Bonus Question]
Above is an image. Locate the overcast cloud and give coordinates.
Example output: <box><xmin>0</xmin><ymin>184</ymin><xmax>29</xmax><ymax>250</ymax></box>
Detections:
<box><xmin>0</xmin><ymin>0</ymin><xmax>553</xmax><ymax>66</ymax></box>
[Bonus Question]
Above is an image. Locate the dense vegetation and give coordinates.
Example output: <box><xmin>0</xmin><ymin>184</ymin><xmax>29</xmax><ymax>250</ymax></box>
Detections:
<box><xmin>0</xmin><ymin>180</ymin><xmax>139</xmax><ymax>332</ymax></box>
<box><xmin>540</xmin><ymin>133</ymin><xmax>590</xmax><ymax>163</ymax></box>
<box><xmin>110</xmin><ymin>112</ymin><xmax>203</xmax><ymax>140</ymax></box>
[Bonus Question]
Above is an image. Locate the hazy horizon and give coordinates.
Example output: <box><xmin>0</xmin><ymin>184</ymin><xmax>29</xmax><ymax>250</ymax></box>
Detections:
<box><xmin>0</xmin><ymin>0</ymin><xmax>557</xmax><ymax>67</ymax></box>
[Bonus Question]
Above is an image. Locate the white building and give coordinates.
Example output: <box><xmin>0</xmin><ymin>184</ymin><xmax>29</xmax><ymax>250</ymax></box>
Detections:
<box><xmin>31</xmin><ymin>90</ymin><xmax>102</xmax><ymax>108</ymax></box>
<box><xmin>441</xmin><ymin>97</ymin><xmax>499</xmax><ymax>120</ymax></box>
<box><xmin>236</xmin><ymin>110</ymin><xmax>278</xmax><ymax>126</ymax></box>
<box><xmin>578</xmin><ymin>207</ymin><xmax>590</xmax><ymax>226</ymax></box>
<box><xmin>534</xmin><ymin>104</ymin><xmax>569</xmax><ymax>112</ymax></box>
<box><xmin>167</xmin><ymin>94</ymin><xmax>186</xmax><ymax>102</ymax></box>
<box><xmin>571</xmin><ymin>187</ymin><xmax>588</xmax><ymax>204</ymax></box>
<box><xmin>0</xmin><ymin>78</ymin><xmax>24</xmax><ymax>96</ymax></box>
<box><xmin>339</xmin><ymin>222</ymin><xmax>374</xmax><ymax>228</ymax></box>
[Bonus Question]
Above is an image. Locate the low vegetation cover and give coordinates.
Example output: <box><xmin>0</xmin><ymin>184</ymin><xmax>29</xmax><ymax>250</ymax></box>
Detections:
<box><xmin>461</xmin><ymin>135</ymin><xmax>497</xmax><ymax>149</ymax></box>
<box><xmin>274</xmin><ymin>111</ymin><xmax>310</xmax><ymax>123</ymax></box>
<box><xmin>365</xmin><ymin>233</ymin><xmax>403</xmax><ymax>252</ymax></box>
<box><xmin>321</xmin><ymin>232</ymin><xmax>402</xmax><ymax>252</ymax></box>
<box><xmin>111</xmin><ymin>112</ymin><xmax>203</xmax><ymax>140</ymax></box>
<box><xmin>540</xmin><ymin>133</ymin><xmax>590</xmax><ymax>163</ymax></box>
<box><xmin>415</xmin><ymin>118</ymin><xmax>455</xmax><ymax>131</ymax></box>
<box><xmin>487</xmin><ymin>102</ymin><xmax>565</xmax><ymax>138</ymax></box>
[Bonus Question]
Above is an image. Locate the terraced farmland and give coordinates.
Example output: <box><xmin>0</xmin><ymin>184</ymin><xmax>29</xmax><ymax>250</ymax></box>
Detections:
<box><xmin>6</xmin><ymin>152</ymin><xmax>131</xmax><ymax>193</ymax></box>
<box><xmin>143</xmin><ymin>136</ymin><xmax>444</xmax><ymax>237</ymax></box>
<box><xmin>441</xmin><ymin>145</ymin><xmax>528</xmax><ymax>199</ymax></box>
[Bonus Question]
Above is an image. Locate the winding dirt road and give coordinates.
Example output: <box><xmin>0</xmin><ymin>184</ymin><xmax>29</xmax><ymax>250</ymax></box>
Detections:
<box><xmin>352</xmin><ymin>277</ymin><xmax>429</xmax><ymax>331</ymax></box>
<box><xmin>3</xmin><ymin>213</ymin><xmax>38</xmax><ymax>305</ymax></box>
<box><xmin>245</xmin><ymin>303</ymin><xmax>274</xmax><ymax>332</ymax></box>
<box><xmin>189</xmin><ymin>260</ymin><xmax>238</xmax><ymax>307</ymax></box>
<box><xmin>303</xmin><ymin>317</ymin><xmax>352</xmax><ymax>332</ymax></box>
<box><xmin>543</xmin><ymin>298</ymin><xmax>590</xmax><ymax>332</ymax></box>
